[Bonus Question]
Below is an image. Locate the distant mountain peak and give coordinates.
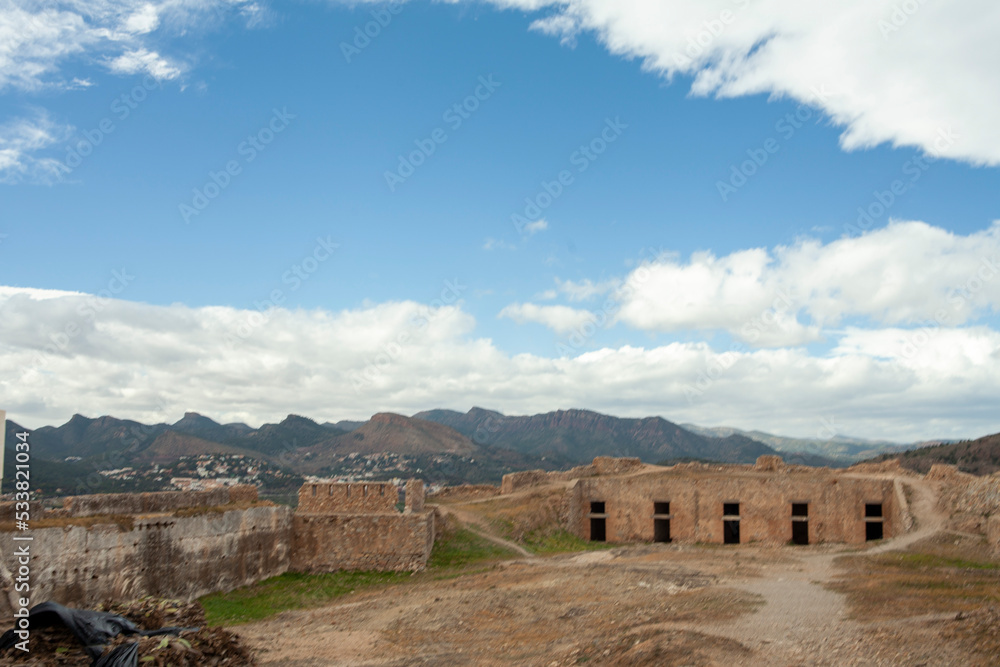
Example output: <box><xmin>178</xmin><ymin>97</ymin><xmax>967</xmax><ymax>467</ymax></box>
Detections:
<box><xmin>280</xmin><ymin>414</ymin><xmax>319</xmax><ymax>426</ymax></box>
<box><xmin>370</xmin><ymin>412</ymin><xmax>413</xmax><ymax>426</ymax></box>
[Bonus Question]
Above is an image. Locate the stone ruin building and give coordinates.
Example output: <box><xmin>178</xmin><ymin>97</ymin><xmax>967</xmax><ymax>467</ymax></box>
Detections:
<box><xmin>503</xmin><ymin>455</ymin><xmax>911</xmax><ymax>546</ymax></box>
<box><xmin>0</xmin><ymin>478</ymin><xmax>435</xmax><ymax>616</ymax></box>
<box><xmin>4</xmin><ymin>452</ymin><xmax>998</xmax><ymax>618</ymax></box>
<box><xmin>293</xmin><ymin>479</ymin><xmax>435</xmax><ymax>572</ymax></box>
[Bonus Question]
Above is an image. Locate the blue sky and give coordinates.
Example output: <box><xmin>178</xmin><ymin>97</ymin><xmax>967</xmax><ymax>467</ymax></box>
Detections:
<box><xmin>1</xmin><ymin>0</ymin><xmax>999</xmax><ymax>442</ymax></box>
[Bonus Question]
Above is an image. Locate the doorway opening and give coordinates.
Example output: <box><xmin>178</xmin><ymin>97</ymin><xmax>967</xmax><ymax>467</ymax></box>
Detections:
<box><xmin>654</xmin><ymin>518</ymin><xmax>671</xmax><ymax>543</ymax></box>
<box><xmin>723</xmin><ymin>520</ymin><xmax>740</xmax><ymax>544</ymax></box>
<box><xmin>590</xmin><ymin>517</ymin><xmax>606</xmax><ymax>542</ymax></box>
<box><xmin>865</xmin><ymin>521</ymin><xmax>883</xmax><ymax>541</ymax></box>
<box><xmin>791</xmin><ymin>521</ymin><xmax>809</xmax><ymax>545</ymax></box>
<box><xmin>791</xmin><ymin>503</ymin><xmax>809</xmax><ymax>545</ymax></box>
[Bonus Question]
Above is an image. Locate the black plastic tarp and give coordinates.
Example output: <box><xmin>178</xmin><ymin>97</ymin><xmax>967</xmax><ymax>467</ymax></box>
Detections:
<box><xmin>0</xmin><ymin>601</ymin><xmax>191</xmax><ymax>666</ymax></box>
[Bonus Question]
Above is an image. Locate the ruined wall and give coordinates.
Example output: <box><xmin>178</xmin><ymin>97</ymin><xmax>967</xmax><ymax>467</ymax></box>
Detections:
<box><xmin>592</xmin><ymin>457</ymin><xmax>643</xmax><ymax>476</ymax></box>
<box><xmin>500</xmin><ymin>458</ymin><xmax>646</xmax><ymax>495</ymax></box>
<box><xmin>0</xmin><ymin>501</ymin><xmax>44</xmax><ymax>522</ymax></box>
<box><xmin>501</xmin><ymin>470</ymin><xmax>551</xmax><ymax>495</ymax></box>
<box><xmin>291</xmin><ymin>479</ymin><xmax>435</xmax><ymax>572</ymax></box>
<box><xmin>291</xmin><ymin>512</ymin><xmax>434</xmax><ymax>572</ymax></box>
<box><xmin>0</xmin><ymin>505</ymin><xmax>291</xmax><ymax>615</ymax></box>
<box><xmin>940</xmin><ymin>471</ymin><xmax>1000</xmax><ymax>534</ymax></box>
<box><xmin>59</xmin><ymin>485</ymin><xmax>257</xmax><ymax>517</ymax></box>
<box><xmin>297</xmin><ymin>482</ymin><xmax>398</xmax><ymax>514</ymax></box>
<box><xmin>569</xmin><ymin>469</ymin><xmax>901</xmax><ymax>545</ymax></box>
<box><xmin>405</xmin><ymin>479</ymin><xmax>425</xmax><ymax>512</ymax></box>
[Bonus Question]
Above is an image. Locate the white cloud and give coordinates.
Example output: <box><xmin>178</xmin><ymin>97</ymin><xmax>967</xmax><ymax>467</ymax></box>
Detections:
<box><xmin>523</xmin><ymin>218</ymin><xmax>548</xmax><ymax>235</ymax></box>
<box><xmin>123</xmin><ymin>3</ymin><xmax>160</xmax><ymax>35</ymax></box>
<box><xmin>615</xmin><ymin>221</ymin><xmax>1000</xmax><ymax>345</ymax></box>
<box><xmin>483</xmin><ymin>237</ymin><xmax>516</xmax><ymax>251</ymax></box>
<box><xmin>499</xmin><ymin>302</ymin><xmax>594</xmax><ymax>333</ymax></box>
<box><xmin>0</xmin><ymin>1</ymin><xmax>264</xmax><ymax>92</ymax></box>
<box><xmin>106</xmin><ymin>48</ymin><xmax>181</xmax><ymax>80</ymax></box>
<box><xmin>459</xmin><ymin>0</ymin><xmax>1000</xmax><ymax>165</ymax></box>
<box><xmin>0</xmin><ymin>111</ymin><xmax>73</xmax><ymax>184</ymax></box>
<box><xmin>554</xmin><ymin>277</ymin><xmax>618</xmax><ymax>301</ymax></box>
<box><xmin>1</xmin><ymin>286</ymin><xmax>999</xmax><ymax>441</ymax></box>
<box><xmin>0</xmin><ymin>0</ymin><xmax>268</xmax><ymax>182</ymax></box>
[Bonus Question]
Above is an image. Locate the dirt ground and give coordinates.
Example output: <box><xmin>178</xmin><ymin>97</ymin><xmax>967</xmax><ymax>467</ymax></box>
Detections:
<box><xmin>237</xmin><ymin>478</ymin><xmax>998</xmax><ymax>666</ymax></box>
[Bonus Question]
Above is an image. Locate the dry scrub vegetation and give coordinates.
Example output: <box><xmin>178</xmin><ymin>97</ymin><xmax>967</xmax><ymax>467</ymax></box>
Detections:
<box><xmin>829</xmin><ymin>533</ymin><xmax>1000</xmax><ymax>619</ymax></box>
<box><xmin>828</xmin><ymin>533</ymin><xmax>1000</xmax><ymax>662</ymax></box>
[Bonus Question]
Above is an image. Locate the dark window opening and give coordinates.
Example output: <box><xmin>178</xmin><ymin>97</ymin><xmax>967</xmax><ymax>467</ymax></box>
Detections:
<box><xmin>865</xmin><ymin>521</ymin><xmax>883</xmax><ymax>541</ymax></box>
<box><xmin>654</xmin><ymin>501</ymin><xmax>670</xmax><ymax>515</ymax></box>
<box><xmin>792</xmin><ymin>503</ymin><xmax>808</xmax><ymax>517</ymax></box>
<box><xmin>590</xmin><ymin>517</ymin><xmax>606</xmax><ymax>542</ymax></box>
<box><xmin>724</xmin><ymin>520</ymin><xmax>740</xmax><ymax>544</ymax></box>
<box><xmin>654</xmin><ymin>518</ymin><xmax>671</xmax><ymax>543</ymax></box>
<box><xmin>791</xmin><ymin>521</ymin><xmax>809</xmax><ymax>545</ymax></box>
<box><xmin>723</xmin><ymin>503</ymin><xmax>740</xmax><ymax>516</ymax></box>
<box><xmin>590</xmin><ymin>501</ymin><xmax>606</xmax><ymax>514</ymax></box>
<box><xmin>865</xmin><ymin>503</ymin><xmax>883</xmax><ymax>518</ymax></box>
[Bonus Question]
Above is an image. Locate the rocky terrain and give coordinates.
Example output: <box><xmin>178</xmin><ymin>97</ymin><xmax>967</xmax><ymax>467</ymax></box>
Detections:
<box><xmin>232</xmin><ymin>471</ymin><xmax>1000</xmax><ymax>666</ymax></box>
<box><xmin>867</xmin><ymin>432</ymin><xmax>1000</xmax><ymax>476</ymax></box>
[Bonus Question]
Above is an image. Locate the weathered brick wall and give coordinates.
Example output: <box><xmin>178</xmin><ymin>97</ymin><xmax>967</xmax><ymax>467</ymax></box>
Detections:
<box><xmin>298</xmin><ymin>482</ymin><xmax>398</xmax><ymax>514</ymax></box>
<box><xmin>501</xmin><ymin>470</ymin><xmax>551</xmax><ymax>494</ymax></box>
<box><xmin>405</xmin><ymin>479</ymin><xmax>424</xmax><ymax>512</ymax></box>
<box><xmin>0</xmin><ymin>501</ymin><xmax>44</xmax><ymax>522</ymax></box>
<box><xmin>500</xmin><ymin>458</ymin><xmax>645</xmax><ymax>495</ymax></box>
<box><xmin>937</xmin><ymin>469</ymin><xmax>1000</xmax><ymax>534</ymax></box>
<box><xmin>592</xmin><ymin>457</ymin><xmax>643</xmax><ymax>476</ymax></box>
<box><xmin>569</xmin><ymin>468</ymin><xmax>900</xmax><ymax>545</ymax></box>
<box><xmin>61</xmin><ymin>488</ymin><xmax>234</xmax><ymax>517</ymax></box>
<box><xmin>0</xmin><ymin>505</ymin><xmax>291</xmax><ymax>617</ymax></box>
<box><xmin>291</xmin><ymin>511</ymin><xmax>435</xmax><ymax>572</ymax></box>
<box><xmin>228</xmin><ymin>484</ymin><xmax>259</xmax><ymax>504</ymax></box>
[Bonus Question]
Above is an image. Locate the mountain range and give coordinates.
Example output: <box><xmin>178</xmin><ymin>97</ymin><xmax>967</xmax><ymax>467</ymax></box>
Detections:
<box><xmin>3</xmin><ymin>406</ymin><xmax>969</xmax><ymax>493</ymax></box>
<box><xmin>679</xmin><ymin>424</ymin><xmax>915</xmax><ymax>461</ymax></box>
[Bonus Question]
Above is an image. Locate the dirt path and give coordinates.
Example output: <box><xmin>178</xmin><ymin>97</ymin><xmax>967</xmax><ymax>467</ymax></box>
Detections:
<box><xmin>238</xmin><ymin>478</ymin><xmax>970</xmax><ymax>666</ymax></box>
<box><xmin>664</xmin><ymin>477</ymin><xmax>956</xmax><ymax>665</ymax></box>
<box><xmin>432</xmin><ymin>503</ymin><xmax>535</xmax><ymax>558</ymax></box>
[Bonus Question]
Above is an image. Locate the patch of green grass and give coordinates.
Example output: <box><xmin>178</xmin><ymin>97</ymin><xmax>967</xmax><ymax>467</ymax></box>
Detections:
<box><xmin>523</xmin><ymin>529</ymin><xmax>617</xmax><ymax>554</ymax></box>
<box><xmin>428</xmin><ymin>526</ymin><xmax>519</xmax><ymax>569</ymax></box>
<box><xmin>889</xmin><ymin>552</ymin><xmax>1000</xmax><ymax>571</ymax></box>
<box><xmin>200</xmin><ymin>570</ymin><xmax>408</xmax><ymax>625</ymax></box>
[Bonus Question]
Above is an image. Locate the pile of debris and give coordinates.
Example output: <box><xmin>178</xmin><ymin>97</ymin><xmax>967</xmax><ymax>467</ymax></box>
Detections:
<box><xmin>0</xmin><ymin>597</ymin><xmax>254</xmax><ymax>666</ymax></box>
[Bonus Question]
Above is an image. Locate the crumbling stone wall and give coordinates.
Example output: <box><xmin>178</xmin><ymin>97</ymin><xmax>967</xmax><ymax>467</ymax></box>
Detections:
<box><xmin>592</xmin><ymin>456</ymin><xmax>643</xmax><ymax>476</ymax></box>
<box><xmin>938</xmin><ymin>469</ymin><xmax>1000</xmax><ymax>534</ymax></box>
<box><xmin>291</xmin><ymin>479</ymin><xmax>435</xmax><ymax>572</ymax></box>
<box><xmin>227</xmin><ymin>485</ymin><xmax>259</xmax><ymax>504</ymax></box>
<box><xmin>0</xmin><ymin>501</ymin><xmax>44</xmax><ymax>522</ymax></box>
<box><xmin>0</xmin><ymin>504</ymin><xmax>291</xmax><ymax>615</ymax></box>
<box><xmin>298</xmin><ymin>482</ymin><xmax>398</xmax><ymax>514</ymax></box>
<box><xmin>500</xmin><ymin>458</ymin><xmax>646</xmax><ymax>495</ymax></box>
<box><xmin>405</xmin><ymin>479</ymin><xmax>425</xmax><ymax>512</ymax></box>
<box><xmin>59</xmin><ymin>486</ymin><xmax>256</xmax><ymax>517</ymax></box>
<box><xmin>568</xmin><ymin>464</ymin><xmax>901</xmax><ymax>545</ymax></box>
<box><xmin>501</xmin><ymin>470</ymin><xmax>551</xmax><ymax>494</ymax></box>
<box><xmin>291</xmin><ymin>512</ymin><xmax>434</xmax><ymax>572</ymax></box>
